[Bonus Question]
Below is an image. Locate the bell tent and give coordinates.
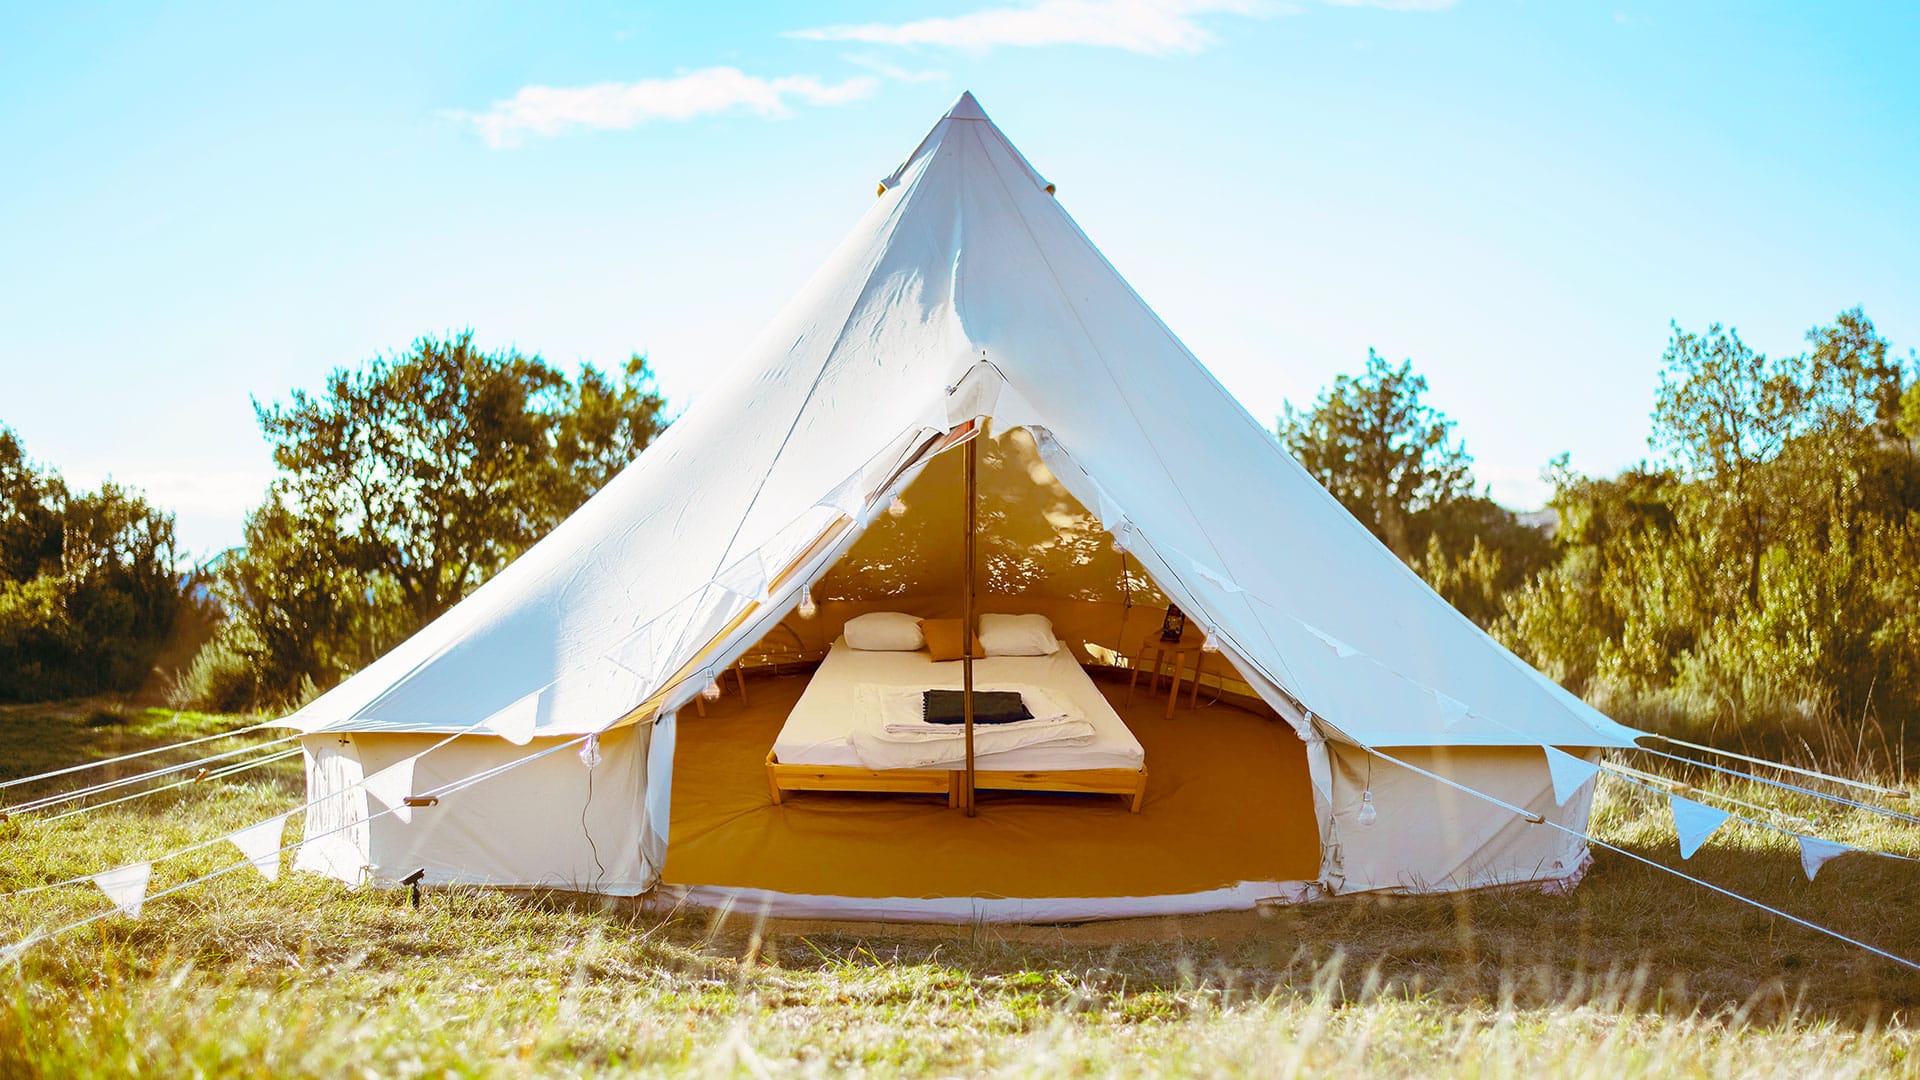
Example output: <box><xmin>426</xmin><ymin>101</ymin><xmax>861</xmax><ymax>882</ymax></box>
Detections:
<box><xmin>284</xmin><ymin>92</ymin><xmax>1644</xmax><ymax>921</ymax></box>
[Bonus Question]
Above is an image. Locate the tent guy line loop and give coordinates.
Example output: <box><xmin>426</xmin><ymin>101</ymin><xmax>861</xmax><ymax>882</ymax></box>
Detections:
<box><xmin>0</xmin><ymin>718</ymin><xmax>277</xmax><ymax>791</ymax></box>
<box><xmin>0</xmin><ymin>733</ymin><xmax>597</xmax><ymax>964</ymax></box>
<box><xmin>1643</xmin><ymin>733</ymin><xmax>1910</xmax><ymax>800</ymax></box>
<box><xmin>2</xmin><ymin>732</ymin><xmax>304</xmax><ymax>817</ymax></box>
<box><xmin>1356</xmin><ymin>743</ymin><xmax>1920</xmax><ymax>974</ymax></box>
<box><xmin>1633</xmin><ymin>744</ymin><xmax>1920</xmax><ymax>828</ymax></box>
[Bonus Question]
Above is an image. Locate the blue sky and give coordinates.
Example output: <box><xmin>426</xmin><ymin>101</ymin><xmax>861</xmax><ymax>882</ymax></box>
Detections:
<box><xmin>2</xmin><ymin>1</ymin><xmax>1915</xmax><ymax>557</ymax></box>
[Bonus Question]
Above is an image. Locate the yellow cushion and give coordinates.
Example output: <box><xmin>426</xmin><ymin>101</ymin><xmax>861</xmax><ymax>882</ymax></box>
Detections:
<box><xmin>917</xmin><ymin>618</ymin><xmax>983</xmax><ymax>662</ymax></box>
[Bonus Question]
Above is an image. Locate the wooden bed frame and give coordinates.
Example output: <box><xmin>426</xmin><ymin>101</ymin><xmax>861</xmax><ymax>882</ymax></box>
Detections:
<box><xmin>765</xmin><ymin>749</ymin><xmax>1147</xmax><ymax>812</ymax></box>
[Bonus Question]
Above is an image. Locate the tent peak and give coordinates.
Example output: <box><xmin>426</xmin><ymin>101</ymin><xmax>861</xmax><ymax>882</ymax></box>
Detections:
<box><xmin>945</xmin><ymin>91</ymin><xmax>989</xmax><ymax>122</ymax></box>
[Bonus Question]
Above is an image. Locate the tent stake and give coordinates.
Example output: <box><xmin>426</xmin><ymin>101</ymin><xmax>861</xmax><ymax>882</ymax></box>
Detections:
<box><xmin>962</xmin><ymin>423</ymin><xmax>978</xmax><ymax>817</ymax></box>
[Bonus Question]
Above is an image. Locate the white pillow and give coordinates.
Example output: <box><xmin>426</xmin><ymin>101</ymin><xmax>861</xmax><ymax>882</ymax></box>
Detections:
<box><xmin>979</xmin><ymin>613</ymin><xmax>1061</xmax><ymax>657</ymax></box>
<box><xmin>843</xmin><ymin>611</ymin><xmax>926</xmax><ymax>652</ymax></box>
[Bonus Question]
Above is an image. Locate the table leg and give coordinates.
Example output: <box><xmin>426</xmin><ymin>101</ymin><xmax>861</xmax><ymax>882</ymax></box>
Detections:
<box><xmin>1148</xmin><ymin>645</ymin><xmax>1165</xmax><ymax>696</ymax></box>
<box><xmin>1190</xmin><ymin>653</ymin><xmax>1204</xmax><ymax>707</ymax></box>
<box><xmin>1165</xmin><ymin>652</ymin><xmax>1183</xmax><ymax>719</ymax></box>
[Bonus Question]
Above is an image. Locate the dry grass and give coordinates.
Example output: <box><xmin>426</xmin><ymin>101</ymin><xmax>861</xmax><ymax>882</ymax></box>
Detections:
<box><xmin>3</xmin><ymin>701</ymin><xmax>1920</xmax><ymax>1076</ymax></box>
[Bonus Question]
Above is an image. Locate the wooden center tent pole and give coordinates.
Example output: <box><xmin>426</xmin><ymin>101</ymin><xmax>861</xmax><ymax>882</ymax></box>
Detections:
<box><xmin>961</xmin><ymin>424</ymin><xmax>979</xmax><ymax>816</ymax></box>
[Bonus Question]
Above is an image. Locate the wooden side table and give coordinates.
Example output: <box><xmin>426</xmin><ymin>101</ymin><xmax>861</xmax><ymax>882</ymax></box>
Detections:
<box><xmin>1127</xmin><ymin>636</ymin><xmax>1209</xmax><ymax>719</ymax></box>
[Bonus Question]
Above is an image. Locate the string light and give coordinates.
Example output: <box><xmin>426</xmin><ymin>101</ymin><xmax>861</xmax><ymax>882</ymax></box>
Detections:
<box><xmin>888</xmin><ymin>497</ymin><xmax>909</xmax><ymax>519</ymax></box>
<box><xmin>1356</xmin><ymin>790</ymin><xmax>1378</xmax><ymax>827</ymax></box>
<box><xmin>701</xmin><ymin>679</ymin><xmax>722</xmax><ymax>702</ymax></box>
<box><xmin>1200</xmin><ymin>633</ymin><xmax>1220</xmax><ymax>654</ymax></box>
<box><xmin>797</xmin><ymin>587</ymin><xmax>818</xmax><ymax>620</ymax></box>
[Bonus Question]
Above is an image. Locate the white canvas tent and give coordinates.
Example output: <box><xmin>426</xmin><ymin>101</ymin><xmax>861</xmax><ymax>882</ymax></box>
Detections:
<box><xmin>285</xmin><ymin>93</ymin><xmax>1644</xmax><ymax>920</ymax></box>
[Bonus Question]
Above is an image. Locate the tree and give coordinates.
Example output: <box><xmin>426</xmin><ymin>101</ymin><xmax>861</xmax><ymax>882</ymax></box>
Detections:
<box><xmin>253</xmin><ymin>332</ymin><xmax>668</xmax><ymax>626</ymax></box>
<box><xmin>0</xmin><ymin>426</ymin><xmax>186</xmax><ymax>700</ymax></box>
<box><xmin>182</xmin><ymin>332</ymin><xmax>672</xmax><ymax>708</ymax></box>
<box><xmin>1651</xmin><ymin>322</ymin><xmax>1807</xmax><ymax>607</ymax></box>
<box><xmin>1277</xmin><ymin>350</ymin><xmax>1475</xmax><ymax>558</ymax></box>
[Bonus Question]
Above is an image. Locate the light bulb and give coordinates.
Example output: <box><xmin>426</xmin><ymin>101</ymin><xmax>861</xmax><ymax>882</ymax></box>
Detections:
<box><xmin>1356</xmin><ymin>790</ymin><xmax>1378</xmax><ymax>827</ymax></box>
<box><xmin>797</xmin><ymin>588</ymin><xmax>818</xmax><ymax>619</ymax></box>
<box><xmin>701</xmin><ymin>679</ymin><xmax>722</xmax><ymax>702</ymax></box>
<box><xmin>1110</xmin><ymin>525</ymin><xmax>1130</xmax><ymax>555</ymax></box>
<box><xmin>578</xmin><ymin>734</ymin><xmax>602</xmax><ymax>769</ymax></box>
<box><xmin>888</xmin><ymin>497</ymin><xmax>908</xmax><ymax>519</ymax></box>
<box><xmin>1200</xmin><ymin>635</ymin><xmax>1219</xmax><ymax>654</ymax></box>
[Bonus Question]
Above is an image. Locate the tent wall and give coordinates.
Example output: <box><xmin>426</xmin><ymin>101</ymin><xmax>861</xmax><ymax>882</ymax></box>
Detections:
<box><xmin>294</xmin><ymin>728</ymin><xmax>652</xmax><ymax>894</ymax></box>
<box><xmin>1320</xmin><ymin>742</ymin><xmax>1596</xmax><ymax>894</ymax></box>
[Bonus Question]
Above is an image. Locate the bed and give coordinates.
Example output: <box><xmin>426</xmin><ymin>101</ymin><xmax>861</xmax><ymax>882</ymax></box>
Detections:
<box><xmin>766</xmin><ymin>640</ymin><xmax>1148</xmax><ymax>811</ymax></box>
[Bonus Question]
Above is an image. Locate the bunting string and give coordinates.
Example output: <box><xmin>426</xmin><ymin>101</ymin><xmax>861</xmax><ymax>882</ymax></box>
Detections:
<box><xmin>1359</xmin><ymin>744</ymin><xmax>1920</xmax><ymax>973</ymax></box>
<box><xmin>33</xmin><ymin>748</ymin><xmax>304</xmax><ymax>826</ymax></box>
<box><xmin>1</xmin><ymin>733</ymin><xmax>596</xmax><ymax>962</ymax></box>
<box><xmin>0</xmin><ymin>708</ymin><xmax>550</xmax><ymax>900</ymax></box>
<box><xmin>2</xmin><ymin>733</ymin><xmax>303</xmax><ymax>817</ymax></box>
<box><xmin>1634</xmin><ymin>744</ymin><xmax>1920</xmax><ymax>828</ymax></box>
<box><xmin>1603</xmin><ymin>761</ymin><xmax>1812</xmax><ymax>829</ymax></box>
<box><xmin>1644</xmin><ymin>733</ymin><xmax>1909</xmax><ymax>799</ymax></box>
<box><xmin>0</xmin><ymin>719</ymin><xmax>276</xmax><ymax>791</ymax></box>
<box><xmin>1593</xmin><ymin>761</ymin><xmax>1918</xmax><ymax>867</ymax></box>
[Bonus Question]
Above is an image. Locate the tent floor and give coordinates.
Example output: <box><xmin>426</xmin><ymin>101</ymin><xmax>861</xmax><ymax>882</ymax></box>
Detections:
<box><xmin>662</xmin><ymin>670</ymin><xmax>1321</xmax><ymax>901</ymax></box>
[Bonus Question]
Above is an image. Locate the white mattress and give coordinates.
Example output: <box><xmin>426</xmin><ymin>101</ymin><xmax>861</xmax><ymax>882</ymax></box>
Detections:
<box><xmin>773</xmin><ymin>642</ymin><xmax>1146</xmax><ymax>771</ymax></box>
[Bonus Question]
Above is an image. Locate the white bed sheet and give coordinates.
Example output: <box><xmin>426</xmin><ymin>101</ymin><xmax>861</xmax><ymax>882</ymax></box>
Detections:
<box><xmin>772</xmin><ymin>641</ymin><xmax>1146</xmax><ymax>771</ymax></box>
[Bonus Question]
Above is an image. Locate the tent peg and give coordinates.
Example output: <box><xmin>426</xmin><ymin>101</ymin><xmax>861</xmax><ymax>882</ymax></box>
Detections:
<box><xmin>401</xmin><ymin>867</ymin><xmax>427</xmax><ymax>909</ymax></box>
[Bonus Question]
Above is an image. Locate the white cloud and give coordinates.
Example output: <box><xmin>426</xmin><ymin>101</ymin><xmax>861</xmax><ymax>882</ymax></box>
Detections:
<box><xmin>788</xmin><ymin>0</ymin><xmax>1454</xmax><ymax>55</ymax></box>
<box><xmin>788</xmin><ymin>0</ymin><xmax>1264</xmax><ymax>56</ymax></box>
<box><xmin>455</xmin><ymin>67</ymin><xmax>879</xmax><ymax>148</ymax></box>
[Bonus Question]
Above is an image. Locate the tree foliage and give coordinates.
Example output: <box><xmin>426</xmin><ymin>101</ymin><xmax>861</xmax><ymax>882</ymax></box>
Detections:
<box><xmin>0</xmin><ymin>427</ymin><xmax>190</xmax><ymax>701</ymax></box>
<box><xmin>1278</xmin><ymin>350</ymin><xmax>1475</xmax><ymax>558</ymax></box>
<box><xmin>178</xmin><ymin>332</ymin><xmax>670</xmax><ymax>710</ymax></box>
<box><xmin>1503</xmin><ymin>309</ymin><xmax>1920</xmax><ymax>735</ymax></box>
<box><xmin>1277</xmin><ymin>351</ymin><xmax>1547</xmax><ymax>627</ymax></box>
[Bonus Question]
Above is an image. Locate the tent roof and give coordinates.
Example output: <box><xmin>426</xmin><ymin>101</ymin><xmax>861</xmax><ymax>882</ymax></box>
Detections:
<box><xmin>287</xmin><ymin>93</ymin><xmax>1641</xmax><ymax>751</ymax></box>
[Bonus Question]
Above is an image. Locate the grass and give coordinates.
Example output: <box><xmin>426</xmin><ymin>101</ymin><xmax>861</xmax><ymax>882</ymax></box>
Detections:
<box><xmin>3</xmin><ymin>699</ymin><xmax>1920</xmax><ymax>1076</ymax></box>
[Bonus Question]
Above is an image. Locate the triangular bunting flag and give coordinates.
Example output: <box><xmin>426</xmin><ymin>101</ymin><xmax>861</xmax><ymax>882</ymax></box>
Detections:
<box><xmin>482</xmin><ymin>688</ymin><xmax>542</xmax><ymax>746</ymax></box>
<box><xmin>1300</xmin><ymin>622</ymin><xmax>1359</xmax><ymax>659</ymax></box>
<box><xmin>1797</xmin><ymin>834</ymin><xmax>1851</xmax><ymax>881</ymax></box>
<box><xmin>91</xmin><ymin>862</ymin><xmax>153</xmax><ymax>918</ymax></box>
<box><xmin>1433</xmin><ymin>690</ymin><xmax>1471</xmax><ymax>730</ymax></box>
<box><xmin>228</xmin><ymin>815</ymin><xmax>289</xmax><ymax>882</ymax></box>
<box><xmin>815</xmin><ymin>471</ymin><xmax>868</xmax><ymax>518</ymax></box>
<box><xmin>1093</xmin><ymin>483</ymin><xmax>1126</xmax><ymax>534</ymax></box>
<box><xmin>1188</xmin><ymin>556</ymin><xmax>1244</xmax><ymax>594</ymax></box>
<box><xmin>1542</xmin><ymin>746</ymin><xmax>1601</xmax><ymax>806</ymax></box>
<box><xmin>1669</xmin><ymin>794</ymin><xmax>1730</xmax><ymax>859</ymax></box>
<box><xmin>715</xmin><ymin>554</ymin><xmax>769</xmax><ymax>603</ymax></box>
<box><xmin>605</xmin><ymin>623</ymin><xmax>657</xmax><ymax>683</ymax></box>
<box><xmin>364</xmin><ymin>757</ymin><xmax>418</xmax><ymax>824</ymax></box>
<box><xmin>989</xmin><ymin>380</ymin><xmax>1045</xmax><ymax>434</ymax></box>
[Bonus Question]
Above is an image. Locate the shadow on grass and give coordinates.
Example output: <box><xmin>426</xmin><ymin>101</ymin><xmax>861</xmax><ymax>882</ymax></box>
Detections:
<box><xmin>561</xmin><ymin>835</ymin><xmax>1920</xmax><ymax>1030</ymax></box>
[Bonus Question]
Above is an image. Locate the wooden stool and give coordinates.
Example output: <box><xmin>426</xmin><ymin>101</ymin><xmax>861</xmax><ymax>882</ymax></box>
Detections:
<box><xmin>1127</xmin><ymin>636</ymin><xmax>1208</xmax><ymax>719</ymax></box>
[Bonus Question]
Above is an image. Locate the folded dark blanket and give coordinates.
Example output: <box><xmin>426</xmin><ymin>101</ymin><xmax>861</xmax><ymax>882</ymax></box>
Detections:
<box><xmin>921</xmin><ymin>690</ymin><xmax>1033</xmax><ymax>725</ymax></box>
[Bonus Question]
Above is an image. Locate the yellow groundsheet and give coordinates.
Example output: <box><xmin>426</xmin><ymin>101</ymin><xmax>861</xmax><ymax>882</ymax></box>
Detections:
<box><xmin>663</xmin><ymin>671</ymin><xmax>1321</xmax><ymax>899</ymax></box>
